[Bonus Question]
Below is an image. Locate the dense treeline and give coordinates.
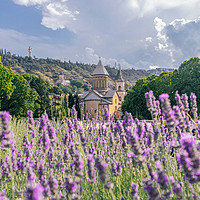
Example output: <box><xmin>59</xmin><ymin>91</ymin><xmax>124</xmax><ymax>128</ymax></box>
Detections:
<box><xmin>122</xmin><ymin>57</ymin><xmax>200</xmax><ymax>119</ymax></box>
<box><xmin>0</xmin><ymin>57</ymin><xmax>81</xmax><ymax>118</ymax></box>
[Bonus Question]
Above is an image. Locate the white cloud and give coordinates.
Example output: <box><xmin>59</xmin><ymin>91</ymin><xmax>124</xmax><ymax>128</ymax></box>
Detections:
<box><xmin>13</xmin><ymin>0</ymin><xmax>79</xmax><ymax>32</ymax></box>
<box><xmin>13</xmin><ymin>0</ymin><xmax>49</xmax><ymax>6</ymax></box>
<box><xmin>10</xmin><ymin>0</ymin><xmax>200</xmax><ymax>70</ymax></box>
<box><xmin>149</xmin><ymin>65</ymin><xmax>159</xmax><ymax>69</ymax></box>
<box><xmin>145</xmin><ymin>37</ymin><xmax>152</xmax><ymax>42</ymax></box>
<box><xmin>128</xmin><ymin>0</ymin><xmax>200</xmax><ymax>17</ymax></box>
<box><xmin>154</xmin><ymin>17</ymin><xmax>167</xmax><ymax>42</ymax></box>
<box><xmin>78</xmin><ymin>47</ymin><xmax>134</xmax><ymax>69</ymax></box>
<box><xmin>148</xmin><ymin>16</ymin><xmax>200</xmax><ymax>67</ymax></box>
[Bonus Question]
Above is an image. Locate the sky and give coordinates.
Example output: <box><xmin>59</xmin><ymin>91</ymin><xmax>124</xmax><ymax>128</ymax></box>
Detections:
<box><xmin>1</xmin><ymin>0</ymin><xmax>200</xmax><ymax>70</ymax></box>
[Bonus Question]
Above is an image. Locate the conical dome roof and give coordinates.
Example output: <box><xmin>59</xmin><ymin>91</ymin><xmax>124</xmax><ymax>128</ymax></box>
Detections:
<box><xmin>92</xmin><ymin>59</ymin><xmax>109</xmax><ymax>76</ymax></box>
<box><xmin>115</xmin><ymin>64</ymin><xmax>124</xmax><ymax>81</ymax></box>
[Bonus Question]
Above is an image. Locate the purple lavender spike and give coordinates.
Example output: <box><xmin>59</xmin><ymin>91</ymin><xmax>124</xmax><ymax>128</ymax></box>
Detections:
<box><xmin>0</xmin><ymin>111</ymin><xmax>15</xmax><ymax>149</ymax></box>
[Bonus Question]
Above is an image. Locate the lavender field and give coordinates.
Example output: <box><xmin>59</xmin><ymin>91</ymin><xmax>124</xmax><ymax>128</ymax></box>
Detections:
<box><xmin>0</xmin><ymin>91</ymin><xmax>200</xmax><ymax>199</ymax></box>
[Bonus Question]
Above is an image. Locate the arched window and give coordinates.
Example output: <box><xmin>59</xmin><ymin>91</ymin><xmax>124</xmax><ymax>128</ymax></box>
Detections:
<box><xmin>118</xmin><ymin>85</ymin><xmax>121</xmax><ymax>91</ymax></box>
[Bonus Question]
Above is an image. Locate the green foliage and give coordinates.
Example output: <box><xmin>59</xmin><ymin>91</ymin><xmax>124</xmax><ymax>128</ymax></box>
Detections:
<box><xmin>59</xmin><ymin>84</ymin><xmax>72</xmax><ymax>94</ymax></box>
<box><xmin>68</xmin><ymin>93</ymin><xmax>75</xmax><ymax>109</ymax></box>
<box><xmin>56</xmin><ymin>94</ymin><xmax>68</xmax><ymax>118</ymax></box>
<box><xmin>1</xmin><ymin>74</ymin><xmax>38</xmax><ymax>116</ymax></box>
<box><xmin>0</xmin><ymin>59</ymin><xmax>38</xmax><ymax>116</ymax></box>
<box><xmin>71</xmin><ymin>79</ymin><xmax>84</xmax><ymax>88</ymax></box>
<box><xmin>23</xmin><ymin>74</ymin><xmax>51</xmax><ymax>117</ymax></box>
<box><xmin>122</xmin><ymin>72</ymin><xmax>173</xmax><ymax>119</ymax></box>
<box><xmin>49</xmin><ymin>85</ymin><xmax>63</xmax><ymax>95</ymax></box>
<box><xmin>0</xmin><ymin>57</ymin><xmax>15</xmax><ymax>107</ymax></box>
<box><xmin>74</xmin><ymin>94</ymin><xmax>81</xmax><ymax>119</ymax></box>
<box><xmin>83</xmin><ymin>83</ymin><xmax>89</xmax><ymax>91</ymax></box>
<box><xmin>122</xmin><ymin>57</ymin><xmax>200</xmax><ymax>119</ymax></box>
<box><xmin>170</xmin><ymin>57</ymin><xmax>200</xmax><ymax>110</ymax></box>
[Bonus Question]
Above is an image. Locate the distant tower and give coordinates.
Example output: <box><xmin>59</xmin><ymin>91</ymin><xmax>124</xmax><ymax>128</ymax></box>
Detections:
<box><xmin>28</xmin><ymin>46</ymin><xmax>32</xmax><ymax>58</ymax></box>
<box><xmin>115</xmin><ymin>64</ymin><xmax>126</xmax><ymax>102</ymax></box>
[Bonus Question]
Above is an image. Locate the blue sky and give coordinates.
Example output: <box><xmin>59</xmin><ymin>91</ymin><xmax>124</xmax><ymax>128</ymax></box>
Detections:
<box><xmin>1</xmin><ymin>0</ymin><xmax>200</xmax><ymax>69</ymax></box>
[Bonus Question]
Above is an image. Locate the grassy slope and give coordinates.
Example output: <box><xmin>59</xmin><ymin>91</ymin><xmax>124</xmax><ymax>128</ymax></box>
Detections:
<box><xmin>1</xmin><ymin>54</ymin><xmax>155</xmax><ymax>89</ymax></box>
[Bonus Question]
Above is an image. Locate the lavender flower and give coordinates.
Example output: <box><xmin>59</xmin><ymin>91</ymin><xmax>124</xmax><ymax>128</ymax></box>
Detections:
<box><xmin>155</xmin><ymin>160</ymin><xmax>171</xmax><ymax>198</ymax></box>
<box><xmin>103</xmin><ymin>106</ymin><xmax>110</xmax><ymax>122</ymax></box>
<box><xmin>175</xmin><ymin>91</ymin><xmax>184</xmax><ymax>112</ymax></box>
<box><xmin>111</xmin><ymin>161</ymin><xmax>122</xmax><ymax>176</ymax></box>
<box><xmin>131</xmin><ymin>182</ymin><xmax>140</xmax><ymax>200</ymax></box>
<box><xmin>0</xmin><ymin>111</ymin><xmax>15</xmax><ymax>149</ymax></box>
<box><xmin>169</xmin><ymin>176</ymin><xmax>184</xmax><ymax>199</ymax></box>
<box><xmin>122</xmin><ymin>112</ymin><xmax>134</xmax><ymax>129</ymax></box>
<box><xmin>190</xmin><ymin>93</ymin><xmax>198</xmax><ymax>120</ymax></box>
<box><xmin>27</xmin><ymin>110</ymin><xmax>36</xmax><ymax>138</ymax></box>
<box><xmin>159</xmin><ymin>94</ymin><xmax>177</xmax><ymax>128</ymax></box>
<box><xmin>177</xmin><ymin>134</ymin><xmax>200</xmax><ymax>183</ymax></box>
<box><xmin>25</xmin><ymin>181</ymin><xmax>44</xmax><ymax>200</ymax></box>
<box><xmin>71</xmin><ymin>152</ymin><xmax>84</xmax><ymax>179</ymax></box>
<box><xmin>48</xmin><ymin>171</ymin><xmax>58</xmax><ymax>196</ymax></box>
<box><xmin>87</xmin><ymin>154</ymin><xmax>96</xmax><ymax>183</ymax></box>
<box><xmin>143</xmin><ymin>178</ymin><xmax>162</xmax><ymax>200</ymax></box>
<box><xmin>78</xmin><ymin>125</ymin><xmax>87</xmax><ymax>147</ymax></box>
<box><xmin>0</xmin><ymin>190</ymin><xmax>8</xmax><ymax>200</ymax></box>
<box><xmin>95</xmin><ymin>156</ymin><xmax>108</xmax><ymax>182</ymax></box>
<box><xmin>27</xmin><ymin>167</ymin><xmax>36</xmax><ymax>182</ymax></box>
<box><xmin>145</xmin><ymin>90</ymin><xmax>159</xmax><ymax>118</ymax></box>
<box><xmin>65</xmin><ymin>176</ymin><xmax>78</xmax><ymax>195</ymax></box>
<box><xmin>181</xmin><ymin>93</ymin><xmax>190</xmax><ymax>112</ymax></box>
<box><xmin>173</xmin><ymin>105</ymin><xmax>185</xmax><ymax>130</ymax></box>
<box><xmin>128</xmin><ymin>127</ymin><xmax>144</xmax><ymax>160</ymax></box>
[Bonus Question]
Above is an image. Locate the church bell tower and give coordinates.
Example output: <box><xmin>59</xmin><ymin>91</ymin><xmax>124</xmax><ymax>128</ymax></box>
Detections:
<box><xmin>92</xmin><ymin>58</ymin><xmax>109</xmax><ymax>94</ymax></box>
<box><xmin>115</xmin><ymin>64</ymin><xmax>126</xmax><ymax>102</ymax></box>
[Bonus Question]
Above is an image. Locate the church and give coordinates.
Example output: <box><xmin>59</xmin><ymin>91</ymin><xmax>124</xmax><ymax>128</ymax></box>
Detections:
<box><xmin>81</xmin><ymin>59</ymin><xmax>126</xmax><ymax>118</ymax></box>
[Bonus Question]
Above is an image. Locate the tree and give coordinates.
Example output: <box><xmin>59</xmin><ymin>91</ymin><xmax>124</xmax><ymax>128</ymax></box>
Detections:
<box><xmin>23</xmin><ymin>74</ymin><xmax>51</xmax><ymax>117</ymax></box>
<box><xmin>122</xmin><ymin>72</ymin><xmax>173</xmax><ymax>119</ymax></box>
<box><xmin>49</xmin><ymin>85</ymin><xmax>63</xmax><ymax>95</ymax></box>
<box><xmin>57</xmin><ymin>84</ymin><xmax>72</xmax><ymax>94</ymax></box>
<box><xmin>170</xmin><ymin>57</ymin><xmax>200</xmax><ymax>113</ymax></box>
<box><xmin>68</xmin><ymin>93</ymin><xmax>74</xmax><ymax>109</ymax></box>
<box><xmin>56</xmin><ymin>94</ymin><xmax>68</xmax><ymax>119</ymax></box>
<box><xmin>122</xmin><ymin>77</ymin><xmax>151</xmax><ymax>119</ymax></box>
<box><xmin>0</xmin><ymin>57</ymin><xmax>15</xmax><ymax>108</ymax></box>
<box><xmin>1</xmin><ymin>74</ymin><xmax>38</xmax><ymax>116</ymax></box>
<box><xmin>71</xmin><ymin>79</ymin><xmax>83</xmax><ymax>88</ymax></box>
<box><xmin>83</xmin><ymin>83</ymin><xmax>89</xmax><ymax>91</ymax></box>
<box><xmin>74</xmin><ymin>94</ymin><xmax>81</xmax><ymax>119</ymax></box>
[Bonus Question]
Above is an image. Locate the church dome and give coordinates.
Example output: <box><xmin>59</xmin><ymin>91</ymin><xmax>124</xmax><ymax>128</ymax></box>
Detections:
<box><xmin>92</xmin><ymin>59</ymin><xmax>109</xmax><ymax>76</ymax></box>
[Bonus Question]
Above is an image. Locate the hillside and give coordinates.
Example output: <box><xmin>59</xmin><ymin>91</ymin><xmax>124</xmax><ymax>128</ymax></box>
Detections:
<box><xmin>0</xmin><ymin>51</ymin><xmax>173</xmax><ymax>89</ymax></box>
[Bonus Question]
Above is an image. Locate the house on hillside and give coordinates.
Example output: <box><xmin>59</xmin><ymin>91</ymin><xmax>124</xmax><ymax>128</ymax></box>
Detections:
<box><xmin>56</xmin><ymin>75</ymin><xmax>70</xmax><ymax>86</ymax></box>
<box><xmin>81</xmin><ymin>59</ymin><xmax>126</xmax><ymax>119</ymax></box>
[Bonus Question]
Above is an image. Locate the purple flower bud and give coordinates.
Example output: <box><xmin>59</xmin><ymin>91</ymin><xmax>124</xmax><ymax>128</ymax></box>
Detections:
<box><xmin>65</xmin><ymin>176</ymin><xmax>77</xmax><ymax>195</ymax></box>
<box><xmin>87</xmin><ymin>154</ymin><xmax>96</xmax><ymax>183</ymax></box>
<box><xmin>95</xmin><ymin>156</ymin><xmax>108</xmax><ymax>182</ymax></box>
<box><xmin>169</xmin><ymin>176</ymin><xmax>184</xmax><ymax>199</ymax></box>
<box><xmin>0</xmin><ymin>111</ymin><xmax>15</xmax><ymax>149</ymax></box>
<box><xmin>25</xmin><ymin>181</ymin><xmax>44</xmax><ymax>200</ymax></box>
<box><xmin>131</xmin><ymin>182</ymin><xmax>140</xmax><ymax>199</ymax></box>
